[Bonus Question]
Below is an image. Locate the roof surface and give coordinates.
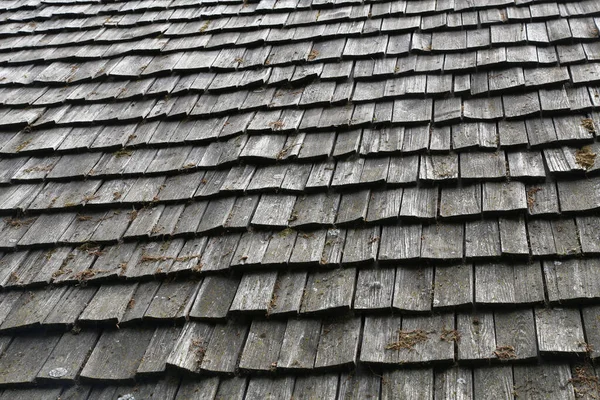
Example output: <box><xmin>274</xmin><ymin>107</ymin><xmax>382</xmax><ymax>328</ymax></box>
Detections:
<box><xmin>0</xmin><ymin>0</ymin><xmax>598</xmax><ymax>398</ymax></box>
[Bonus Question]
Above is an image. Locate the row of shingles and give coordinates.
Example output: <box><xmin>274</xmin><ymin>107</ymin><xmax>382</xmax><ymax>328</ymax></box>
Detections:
<box><xmin>219</xmin><ymin>257</ymin><xmax>600</xmax><ymax>315</ymax></box>
<box><xmin>0</xmin><ymin>363</ymin><xmax>592</xmax><ymax>400</ymax></box>
<box><xmin>0</xmin><ymin>0</ymin><xmax>367</xmax><ymax>40</ymax></box>
<box><xmin>0</xmin><ymin>7</ymin><xmax>594</xmax><ymax>62</ymax></box>
<box><xmin>0</xmin><ymin>62</ymin><xmax>587</xmax><ymax>120</ymax></box>
<box><xmin>0</xmin><ymin>45</ymin><xmax>568</xmax><ymax>104</ymax></box>
<box><xmin>96</xmin><ymin>307</ymin><xmax>595</xmax><ymax>376</ymax></box>
<box><xmin>0</xmin><ymin>61</ymin><xmax>579</xmax><ymax>110</ymax></box>
<box><xmin>0</xmin><ymin>31</ymin><xmax>592</xmax><ymax>119</ymax></box>
<box><xmin>0</xmin><ymin>158</ymin><xmax>542</xmax><ymax>216</ymax></box>
<box><xmin>0</xmin><ymin>0</ymin><xmax>221</xmax><ymax>37</ymax></box>
<box><xmin>1</xmin><ymin>106</ymin><xmax>597</xmax><ymax>162</ymax></box>
<box><xmin>0</xmin><ymin>207</ymin><xmax>597</xmax><ymax>290</ymax></box>
<box><xmin>0</xmin><ymin>163</ymin><xmax>546</xmax><ymax>224</ymax></box>
<box><xmin>3</xmin><ymin>74</ymin><xmax>599</xmax><ymax>132</ymax></box>
<box><xmin>0</xmin><ymin>0</ymin><xmax>533</xmax><ymax>30</ymax></box>
<box><xmin>2</xmin><ymin>249</ymin><xmax>597</xmax><ymax>327</ymax></box>
<box><xmin>1</xmin><ymin>11</ymin><xmax>599</xmax><ymax>88</ymax></box>
<box><xmin>0</xmin><ymin>371</ymin><xmax>376</xmax><ymax>400</ymax></box>
<box><xmin>2</xmin><ymin>116</ymin><xmax>598</xmax><ymax>187</ymax></box>
<box><xmin>0</xmin><ymin>34</ymin><xmax>592</xmax><ymax>108</ymax></box>
<box><xmin>6</xmin><ymin>38</ymin><xmax>597</xmax><ymax>100</ymax></box>
<box><xmin>12</xmin><ymin>0</ymin><xmax>600</xmax><ymax>28</ymax></box>
<box><xmin>0</xmin><ymin>1</ymin><xmax>596</xmax><ymax>78</ymax></box>
<box><xmin>0</xmin><ymin>372</ymin><xmax>365</xmax><ymax>400</ymax></box>
<box><xmin>1</xmin><ymin>242</ymin><xmax>600</xmax><ymax>335</ymax></box>
<box><xmin>0</xmin><ymin>127</ymin><xmax>543</xmax><ymax>179</ymax></box>
<box><xmin>0</xmin><ymin>148</ymin><xmax>545</xmax><ymax>193</ymax></box>
<box><xmin>0</xmin><ymin>302</ymin><xmax>594</xmax><ymax>385</ymax></box>
<box><xmin>2</xmin><ymin>0</ymin><xmax>598</xmax><ymax>53</ymax></box>
<box><xmin>159</xmin><ymin>13</ymin><xmax>600</xmax><ymax>59</ymax></box>
<box><xmin>0</xmin><ymin>0</ymin><xmax>587</xmax><ymax>45</ymax></box>
<box><xmin>0</xmin><ymin>65</ymin><xmax>592</xmax><ymax>142</ymax></box>
<box><xmin>9</xmin><ymin>37</ymin><xmax>593</xmax><ymax>122</ymax></box>
<box><xmin>1</xmin><ymin>22</ymin><xmax>599</xmax><ymax>89</ymax></box>
<box><xmin>0</xmin><ymin>155</ymin><xmax>597</xmax><ymax>227</ymax></box>
<box><xmin>0</xmin><ymin>173</ymin><xmax>597</xmax><ymax>253</ymax></box>
<box><xmin>0</xmin><ymin>21</ymin><xmax>169</xmax><ymax>62</ymax></box>
<box><xmin>0</xmin><ymin>0</ymin><xmax>40</xmax><ymax>13</ymax></box>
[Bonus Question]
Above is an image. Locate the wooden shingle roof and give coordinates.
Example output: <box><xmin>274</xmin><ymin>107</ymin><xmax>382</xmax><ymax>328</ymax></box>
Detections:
<box><xmin>0</xmin><ymin>0</ymin><xmax>599</xmax><ymax>397</ymax></box>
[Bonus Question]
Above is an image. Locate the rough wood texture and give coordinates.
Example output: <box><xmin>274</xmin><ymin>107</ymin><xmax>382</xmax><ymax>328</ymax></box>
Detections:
<box><xmin>513</xmin><ymin>364</ymin><xmax>575</xmax><ymax>400</ymax></box>
<box><xmin>456</xmin><ymin>313</ymin><xmax>496</xmax><ymax>361</ymax></box>
<box><xmin>400</xmin><ymin>186</ymin><xmax>438</xmax><ymax>220</ymax></box>
<box><xmin>278</xmin><ymin>318</ymin><xmax>321</xmax><ymax>370</ymax></box>
<box><xmin>338</xmin><ymin>371</ymin><xmax>381</xmax><ymax>399</ymax></box>
<box><xmin>213</xmin><ymin>377</ymin><xmax>248</xmax><ymax>400</ymax></box>
<box><xmin>80</xmin><ymin>328</ymin><xmax>154</xmax><ymax>382</ymax></box>
<box><xmin>239</xmin><ymin>320</ymin><xmax>287</xmax><ymax>372</ymax></box>
<box><xmin>435</xmin><ymin>367</ymin><xmax>473</xmax><ymax>400</ymax></box>
<box><xmin>44</xmin><ymin>286</ymin><xmax>97</xmax><ymax>326</ymax></box>
<box><xmin>361</xmin><ymin>315</ymin><xmax>402</xmax><ymax>365</ymax></box>
<box><xmin>301</xmin><ymin>268</ymin><xmax>356</xmax><ymax>315</ymax></box>
<box><xmin>342</xmin><ymin>227</ymin><xmax>379</xmax><ymax>265</ymax></box>
<box><xmin>383</xmin><ymin>369</ymin><xmax>434</xmax><ymax>399</ymax></box>
<box><xmin>379</xmin><ymin>224</ymin><xmax>422</xmax><ymax>261</ymax></box>
<box><xmin>120</xmin><ymin>281</ymin><xmax>161</xmax><ymax>325</ymax></box>
<box><xmin>2</xmin><ymin>0</ymin><xmax>600</xmax><ymax>393</ymax></box>
<box><xmin>354</xmin><ymin>268</ymin><xmax>395</xmax><ymax>310</ymax></box>
<box><xmin>251</xmin><ymin>194</ymin><xmax>296</xmax><ymax>228</ymax></box>
<box><xmin>245</xmin><ymin>377</ymin><xmax>295</xmax><ymax>400</ymax></box>
<box><xmin>366</xmin><ymin>189</ymin><xmax>402</xmax><ymax>223</ymax></box>
<box><xmin>292</xmin><ymin>374</ymin><xmax>339</xmax><ymax>399</ymax></box>
<box><xmin>421</xmin><ymin>223</ymin><xmax>463</xmax><ymax>260</ymax></box>
<box><xmin>394</xmin><ymin>266</ymin><xmax>433</xmax><ymax>311</ymax></box>
<box><xmin>262</xmin><ymin>229</ymin><xmax>297</xmax><ymax>266</ymax></box>
<box><xmin>175</xmin><ymin>377</ymin><xmax>220</xmax><ymax>400</ymax></box>
<box><xmin>314</xmin><ymin>316</ymin><xmax>361</xmax><ymax>369</ymax></box>
<box><xmin>269</xmin><ymin>271</ymin><xmax>307</xmax><ymax>315</ymax></box>
<box><xmin>166</xmin><ymin>321</ymin><xmax>213</xmax><ymax>374</ymax></box>
<box><xmin>544</xmin><ymin>259</ymin><xmax>600</xmax><ymax>302</ymax></box>
<box><xmin>38</xmin><ymin>331</ymin><xmax>99</xmax><ymax>382</ymax></box>
<box><xmin>581</xmin><ymin>306</ymin><xmax>600</xmax><ymax>359</ymax></box>
<box><xmin>289</xmin><ymin>229</ymin><xmax>327</xmax><ymax>266</ymax></box>
<box><xmin>1</xmin><ymin>286</ymin><xmax>67</xmax><ymax>331</ymax></box>
<box><xmin>144</xmin><ymin>280</ymin><xmax>199</xmax><ymax>321</ymax></box>
<box><xmin>79</xmin><ymin>284</ymin><xmax>137</xmax><ymax>325</ymax></box>
<box><xmin>397</xmin><ymin>314</ymin><xmax>455</xmax><ymax>364</ymax></box>
<box><xmin>189</xmin><ymin>276</ymin><xmax>239</xmax><ymax>321</ymax></box>
<box><xmin>465</xmin><ymin>219</ymin><xmax>501</xmax><ymax>259</ymax></box>
<box><xmin>137</xmin><ymin>326</ymin><xmax>182</xmax><ymax>375</ymax></box>
<box><xmin>0</xmin><ymin>334</ymin><xmax>59</xmax><ymax>385</ymax></box>
<box><xmin>535</xmin><ymin>308</ymin><xmax>586</xmax><ymax>354</ymax></box>
<box><xmin>336</xmin><ymin>190</ymin><xmax>370</xmax><ymax>226</ymax></box>
<box><xmin>494</xmin><ymin>309</ymin><xmax>538</xmax><ymax>361</ymax></box>
<box><xmin>231</xmin><ymin>231</ymin><xmax>271</xmax><ymax>268</ymax></box>
<box><xmin>434</xmin><ymin>264</ymin><xmax>473</xmax><ymax>308</ymax></box>
<box><xmin>475</xmin><ymin>262</ymin><xmax>544</xmax><ymax>304</ymax></box>
<box><xmin>199</xmin><ymin>234</ymin><xmax>241</xmax><ymax>272</ymax></box>
<box><xmin>577</xmin><ymin>216</ymin><xmax>600</xmax><ymax>254</ymax></box>
<box><xmin>440</xmin><ymin>184</ymin><xmax>481</xmax><ymax>219</ymax></box>
<box><xmin>230</xmin><ymin>271</ymin><xmax>277</xmax><ymax>313</ymax></box>
<box><xmin>200</xmin><ymin>321</ymin><xmax>249</xmax><ymax>373</ymax></box>
<box><xmin>474</xmin><ymin>366</ymin><xmax>514</xmax><ymax>400</ymax></box>
<box><xmin>498</xmin><ymin>216</ymin><xmax>529</xmax><ymax>256</ymax></box>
